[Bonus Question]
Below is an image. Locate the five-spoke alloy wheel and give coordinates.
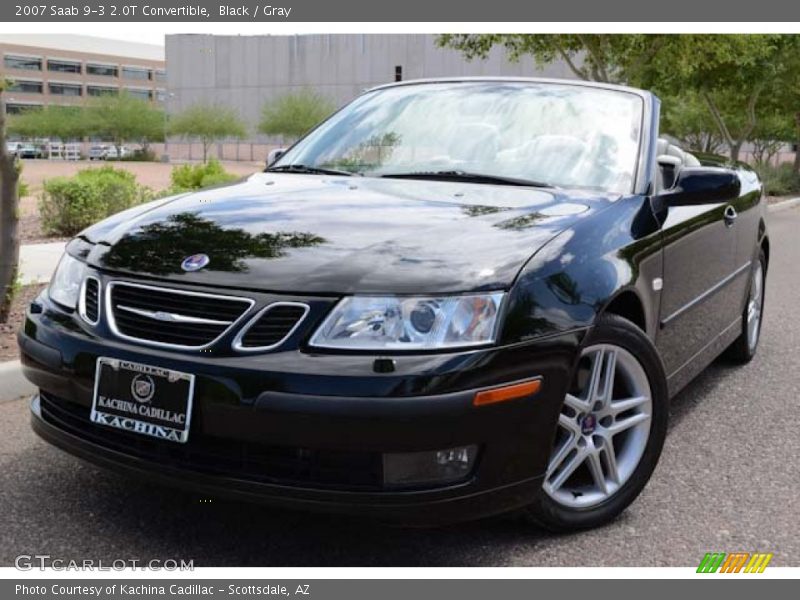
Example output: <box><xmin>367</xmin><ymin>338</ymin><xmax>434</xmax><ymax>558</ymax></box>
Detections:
<box><xmin>527</xmin><ymin>314</ymin><xmax>668</xmax><ymax>531</ymax></box>
<box><xmin>543</xmin><ymin>344</ymin><xmax>653</xmax><ymax>508</ymax></box>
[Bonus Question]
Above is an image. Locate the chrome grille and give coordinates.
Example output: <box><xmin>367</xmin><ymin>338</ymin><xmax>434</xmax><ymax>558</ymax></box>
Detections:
<box><xmin>107</xmin><ymin>282</ymin><xmax>254</xmax><ymax>349</ymax></box>
<box><xmin>79</xmin><ymin>277</ymin><xmax>100</xmax><ymax>324</ymax></box>
<box><xmin>233</xmin><ymin>302</ymin><xmax>309</xmax><ymax>351</ymax></box>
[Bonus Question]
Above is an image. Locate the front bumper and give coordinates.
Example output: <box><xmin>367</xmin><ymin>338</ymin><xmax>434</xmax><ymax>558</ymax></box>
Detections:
<box><xmin>20</xmin><ymin>292</ymin><xmax>584</xmax><ymax>524</ymax></box>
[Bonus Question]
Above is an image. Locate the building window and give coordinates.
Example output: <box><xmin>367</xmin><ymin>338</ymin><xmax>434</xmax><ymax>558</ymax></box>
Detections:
<box><xmin>49</xmin><ymin>82</ymin><xmax>82</xmax><ymax>96</ymax></box>
<box><xmin>154</xmin><ymin>69</ymin><xmax>167</xmax><ymax>82</ymax></box>
<box><xmin>125</xmin><ymin>88</ymin><xmax>151</xmax><ymax>101</ymax></box>
<box><xmin>154</xmin><ymin>89</ymin><xmax>167</xmax><ymax>102</ymax></box>
<box><xmin>87</xmin><ymin>85</ymin><xmax>118</xmax><ymax>97</ymax></box>
<box><xmin>87</xmin><ymin>63</ymin><xmax>118</xmax><ymax>77</ymax></box>
<box><xmin>122</xmin><ymin>66</ymin><xmax>151</xmax><ymax>81</ymax></box>
<box><xmin>395</xmin><ymin>65</ymin><xmax>403</xmax><ymax>82</ymax></box>
<box><xmin>7</xmin><ymin>79</ymin><xmax>43</xmax><ymax>94</ymax></box>
<box><xmin>4</xmin><ymin>55</ymin><xmax>42</xmax><ymax>71</ymax></box>
<box><xmin>47</xmin><ymin>59</ymin><xmax>82</xmax><ymax>74</ymax></box>
<box><xmin>5</xmin><ymin>103</ymin><xmax>42</xmax><ymax>114</ymax></box>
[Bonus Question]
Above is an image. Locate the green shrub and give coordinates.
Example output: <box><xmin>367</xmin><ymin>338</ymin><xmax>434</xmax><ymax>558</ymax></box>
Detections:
<box><xmin>168</xmin><ymin>159</ymin><xmax>239</xmax><ymax>192</ymax></box>
<box><xmin>39</xmin><ymin>166</ymin><xmax>151</xmax><ymax>236</ymax></box>
<box><xmin>754</xmin><ymin>163</ymin><xmax>800</xmax><ymax>197</ymax></box>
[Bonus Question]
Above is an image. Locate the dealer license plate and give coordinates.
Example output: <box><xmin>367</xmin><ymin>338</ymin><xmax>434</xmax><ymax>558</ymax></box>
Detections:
<box><xmin>90</xmin><ymin>357</ymin><xmax>195</xmax><ymax>444</ymax></box>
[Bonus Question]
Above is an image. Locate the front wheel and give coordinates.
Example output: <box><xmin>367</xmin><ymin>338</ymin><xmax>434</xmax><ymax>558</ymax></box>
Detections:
<box><xmin>527</xmin><ymin>314</ymin><xmax>668</xmax><ymax>531</ymax></box>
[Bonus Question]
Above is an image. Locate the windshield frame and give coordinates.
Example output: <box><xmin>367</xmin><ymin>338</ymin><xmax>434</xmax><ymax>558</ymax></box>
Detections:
<box><xmin>270</xmin><ymin>78</ymin><xmax>657</xmax><ymax>197</ymax></box>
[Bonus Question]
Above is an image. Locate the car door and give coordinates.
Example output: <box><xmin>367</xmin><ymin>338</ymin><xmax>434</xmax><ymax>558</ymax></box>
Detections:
<box><xmin>655</xmin><ymin>177</ymin><xmax>741</xmax><ymax>379</ymax></box>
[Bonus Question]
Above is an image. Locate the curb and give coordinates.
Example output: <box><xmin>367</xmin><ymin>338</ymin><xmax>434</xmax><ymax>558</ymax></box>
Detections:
<box><xmin>768</xmin><ymin>197</ymin><xmax>800</xmax><ymax>213</ymax></box>
<box><xmin>0</xmin><ymin>360</ymin><xmax>34</xmax><ymax>402</ymax></box>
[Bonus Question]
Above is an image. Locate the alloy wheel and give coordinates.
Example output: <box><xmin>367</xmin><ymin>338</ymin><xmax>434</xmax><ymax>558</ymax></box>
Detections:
<box><xmin>543</xmin><ymin>344</ymin><xmax>653</xmax><ymax>508</ymax></box>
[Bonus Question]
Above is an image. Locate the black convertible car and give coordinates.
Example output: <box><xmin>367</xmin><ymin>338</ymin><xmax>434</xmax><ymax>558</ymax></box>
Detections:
<box><xmin>20</xmin><ymin>78</ymin><xmax>768</xmax><ymax>531</ymax></box>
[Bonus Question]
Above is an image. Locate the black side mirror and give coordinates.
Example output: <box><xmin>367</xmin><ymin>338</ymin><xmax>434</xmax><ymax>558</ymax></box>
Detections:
<box><xmin>661</xmin><ymin>167</ymin><xmax>741</xmax><ymax>207</ymax></box>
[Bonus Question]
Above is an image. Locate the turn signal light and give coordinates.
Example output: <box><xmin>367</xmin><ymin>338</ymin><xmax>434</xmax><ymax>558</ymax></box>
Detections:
<box><xmin>473</xmin><ymin>379</ymin><xmax>542</xmax><ymax>406</ymax></box>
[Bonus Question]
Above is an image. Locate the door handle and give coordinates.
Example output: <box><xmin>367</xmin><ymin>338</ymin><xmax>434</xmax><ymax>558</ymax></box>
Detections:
<box><xmin>723</xmin><ymin>205</ymin><xmax>738</xmax><ymax>227</ymax></box>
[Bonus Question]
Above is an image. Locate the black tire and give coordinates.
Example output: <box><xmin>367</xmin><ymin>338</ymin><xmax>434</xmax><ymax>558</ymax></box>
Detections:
<box><xmin>526</xmin><ymin>313</ymin><xmax>668</xmax><ymax>532</ymax></box>
<box><xmin>725</xmin><ymin>249</ymin><xmax>766</xmax><ymax>364</ymax></box>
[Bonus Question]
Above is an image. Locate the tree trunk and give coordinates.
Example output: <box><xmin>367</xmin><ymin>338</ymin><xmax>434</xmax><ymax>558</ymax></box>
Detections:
<box><xmin>794</xmin><ymin>112</ymin><xmax>800</xmax><ymax>174</ymax></box>
<box><xmin>0</xmin><ymin>111</ymin><xmax>21</xmax><ymax>323</ymax></box>
<box><xmin>729</xmin><ymin>142</ymin><xmax>742</xmax><ymax>164</ymax></box>
<box><xmin>202</xmin><ymin>140</ymin><xmax>209</xmax><ymax>163</ymax></box>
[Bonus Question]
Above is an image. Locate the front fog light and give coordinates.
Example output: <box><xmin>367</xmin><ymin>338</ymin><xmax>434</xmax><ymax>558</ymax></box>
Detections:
<box><xmin>383</xmin><ymin>445</ymin><xmax>478</xmax><ymax>487</ymax></box>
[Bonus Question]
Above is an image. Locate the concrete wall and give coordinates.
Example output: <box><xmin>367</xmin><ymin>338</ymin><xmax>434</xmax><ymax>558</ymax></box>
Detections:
<box><xmin>165</xmin><ymin>34</ymin><xmax>576</xmax><ymax>144</ymax></box>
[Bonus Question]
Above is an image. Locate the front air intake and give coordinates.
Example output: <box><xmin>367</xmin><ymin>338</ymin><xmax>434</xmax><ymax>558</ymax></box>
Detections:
<box><xmin>233</xmin><ymin>302</ymin><xmax>309</xmax><ymax>351</ymax></box>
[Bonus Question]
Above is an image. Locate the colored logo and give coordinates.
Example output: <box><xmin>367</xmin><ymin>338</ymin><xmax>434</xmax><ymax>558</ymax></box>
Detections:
<box><xmin>130</xmin><ymin>374</ymin><xmax>155</xmax><ymax>403</ymax></box>
<box><xmin>181</xmin><ymin>253</ymin><xmax>210</xmax><ymax>272</ymax></box>
<box><xmin>580</xmin><ymin>414</ymin><xmax>596</xmax><ymax>435</ymax></box>
<box><xmin>696</xmin><ymin>552</ymin><xmax>773</xmax><ymax>573</ymax></box>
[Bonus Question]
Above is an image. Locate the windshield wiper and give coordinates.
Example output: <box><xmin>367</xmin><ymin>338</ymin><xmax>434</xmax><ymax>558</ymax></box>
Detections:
<box><xmin>377</xmin><ymin>170</ymin><xmax>554</xmax><ymax>188</ymax></box>
<box><xmin>266</xmin><ymin>164</ymin><xmax>356</xmax><ymax>177</ymax></box>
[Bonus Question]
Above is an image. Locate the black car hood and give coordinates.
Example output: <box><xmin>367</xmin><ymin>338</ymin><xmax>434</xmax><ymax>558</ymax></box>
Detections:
<box><xmin>81</xmin><ymin>173</ymin><xmax>614</xmax><ymax>294</ymax></box>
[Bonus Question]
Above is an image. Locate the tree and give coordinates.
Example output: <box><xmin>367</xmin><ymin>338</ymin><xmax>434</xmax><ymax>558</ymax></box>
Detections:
<box><xmin>440</xmin><ymin>34</ymin><xmax>798</xmax><ymax>164</ymax></box>
<box><xmin>0</xmin><ymin>83</ymin><xmax>22</xmax><ymax>323</ymax></box>
<box><xmin>169</xmin><ymin>103</ymin><xmax>247</xmax><ymax>163</ymax></box>
<box><xmin>748</xmin><ymin>106</ymin><xmax>795</xmax><ymax>165</ymax></box>
<box><xmin>437</xmin><ymin>34</ymin><xmax>669</xmax><ymax>85</ymax></box>
<box><xmin>660</xmin><ymin>91</ymin><xmax>725</xmax><ymax>154</ymax></box>
<box><xmin>8</xmin><ymin>105</ymin><xmax>89</xmax><ymax>142</ymax></box>
<box><xmin>643</xmin><ymin>35</ymin><xmax>795</xmax><ymax>163</ymax></box>
<box><xmin>258</xmin><ymin>90</ymin><xmax>335</xmax><ymax>141</ymax></box>
<box><xmin>87</xmin><ymin>92</ymin><xmax>164</xmax><ymax>159</ymax></box>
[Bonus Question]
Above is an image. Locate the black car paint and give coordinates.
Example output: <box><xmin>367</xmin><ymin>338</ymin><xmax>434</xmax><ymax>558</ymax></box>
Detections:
<box><xmin>20</xmin><ymin>79</ymin><xmax>769</xmax><ymax>522</ymax></box>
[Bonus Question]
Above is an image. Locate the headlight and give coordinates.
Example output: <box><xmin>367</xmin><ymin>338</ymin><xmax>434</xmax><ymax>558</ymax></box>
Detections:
<box><xmin>49</xmin><ymin>254</ymin><xmax>87</xmax><ymax>309</ymax></box>
<box><xmin>309</xmin><ymin>292</ymin><xmax>505</xmax><ymax>350</ymax></box>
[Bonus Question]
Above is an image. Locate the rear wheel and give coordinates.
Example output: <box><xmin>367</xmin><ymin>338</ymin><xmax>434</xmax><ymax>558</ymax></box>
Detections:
<box><xmin>527</xmin><ymin>314</ymin><xmax>668</xmax><ymax>531</ymax></box>
<box><xmin>725</xmin><ymin>249</ymin><xmax>766</xmax><ymax>363</ymax></box>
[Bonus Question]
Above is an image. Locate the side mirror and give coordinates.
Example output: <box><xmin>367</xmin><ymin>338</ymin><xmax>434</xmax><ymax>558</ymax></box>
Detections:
<box><xmin>660</xmin><ymin>167</ymin><xmax>741</xmax><ymax>207</ymax></box>
<box><xmin>266</xmin><ymin>148</ymin><xmax>286</xmax><ymax>167</ymax></box>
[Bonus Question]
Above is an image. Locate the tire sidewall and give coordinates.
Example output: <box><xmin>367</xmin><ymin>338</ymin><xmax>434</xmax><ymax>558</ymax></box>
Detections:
<box><xmin>745</xmin><ymin>250</ymin><xmax>767</xmax><ymax>359</ymax></box>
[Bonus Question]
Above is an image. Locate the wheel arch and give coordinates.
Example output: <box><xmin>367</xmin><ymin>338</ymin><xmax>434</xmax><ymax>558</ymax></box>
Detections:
<box><xmin>599</xmin><ymin>289</ymin><xmax>648</xmax><ymax>335</ymax></box>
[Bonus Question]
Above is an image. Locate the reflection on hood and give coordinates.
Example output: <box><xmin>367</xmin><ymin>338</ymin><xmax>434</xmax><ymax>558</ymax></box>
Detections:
<box><xmin>103</xmin><ymin>212</ymin><xmax>326</xmax><ymax>275</ymax></box>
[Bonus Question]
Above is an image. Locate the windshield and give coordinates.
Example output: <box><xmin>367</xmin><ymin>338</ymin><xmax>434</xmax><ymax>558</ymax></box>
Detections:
<box><xmin>274</xmin><ymin>82</ymin><xmax>644</xmax><ymax>194</ymax></box>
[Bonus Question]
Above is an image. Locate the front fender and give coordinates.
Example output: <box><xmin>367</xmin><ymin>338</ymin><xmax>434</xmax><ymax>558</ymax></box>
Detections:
<box><xmin>499</xmin><ymin>196</ymin><xmax>663</xmax><ymax>345</ymax></box>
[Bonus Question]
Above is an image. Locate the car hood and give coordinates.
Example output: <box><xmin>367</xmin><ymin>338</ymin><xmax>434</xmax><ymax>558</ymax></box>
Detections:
<box><xmin>81</xmin><ymin>173</ymin><xmax>614</xmax><ymax>294</ymax></box>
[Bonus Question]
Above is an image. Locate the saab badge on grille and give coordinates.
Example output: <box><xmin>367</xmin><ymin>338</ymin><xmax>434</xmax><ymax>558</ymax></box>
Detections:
<box><xmin>181</xmin><ymin>253</ymin><xmax>210</xmax><ymax>272</ymax></box>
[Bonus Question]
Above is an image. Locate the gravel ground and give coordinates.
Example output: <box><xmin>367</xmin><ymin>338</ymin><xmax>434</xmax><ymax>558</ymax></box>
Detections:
<box><xmin>0</xmin><ymin>208</ymin><xmax>797</xmax><ymax>567</ymax></box>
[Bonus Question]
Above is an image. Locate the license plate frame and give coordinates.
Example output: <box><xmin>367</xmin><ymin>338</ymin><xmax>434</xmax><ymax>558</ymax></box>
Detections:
<box><xmin>90</xmin><ymin>357</ymin><xmax>195</xmax><ymax>444</ymax></box>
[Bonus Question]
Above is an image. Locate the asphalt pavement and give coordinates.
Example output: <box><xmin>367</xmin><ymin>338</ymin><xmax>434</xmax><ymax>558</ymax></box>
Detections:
<box><xmin>1</xmin><ymin>208</ymin><xmax>798</xmax><ymax>567</ymax></box>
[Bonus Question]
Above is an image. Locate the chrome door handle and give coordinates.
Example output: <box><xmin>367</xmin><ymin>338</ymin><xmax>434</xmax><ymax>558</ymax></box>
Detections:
<box><xmin>724</xmin><ymin>205</ymin><xmax>738</xmax><ymax>227</ymax></box>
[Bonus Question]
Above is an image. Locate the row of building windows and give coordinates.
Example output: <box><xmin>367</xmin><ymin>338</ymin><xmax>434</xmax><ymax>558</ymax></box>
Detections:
<box><xmin>6</xmin><ymin>79</ymin><xmax>165</xmax><ymax>100</ymax></box>
<box><xmin>3</xmin><ymin>55</ymin><xmax>166</xmax><ymax>81</ymax></box>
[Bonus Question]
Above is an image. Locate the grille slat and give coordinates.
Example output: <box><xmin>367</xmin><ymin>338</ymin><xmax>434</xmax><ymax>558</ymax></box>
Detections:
<box><xmin>81</xmin><ymin>278</ymin><xmax>100</xmax><ymax>323</ymax></box>
<box><xmin>236</xmin><ymin>303</ymin><xmax>308</xmax><ymax>350</ymax></box>
<box><xmin>111</xmin><ymin>287</ymin><xmax>245</xmax><ymax>320</ymax></box>
<box><xmin>109</xmin><ymin>282</ymin><xmax>252</xmax><ymax>348</ymax></box>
